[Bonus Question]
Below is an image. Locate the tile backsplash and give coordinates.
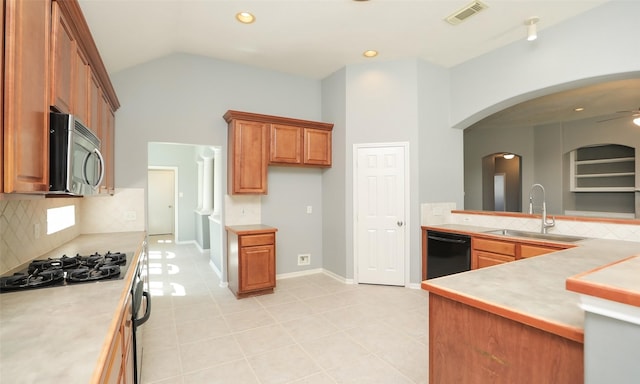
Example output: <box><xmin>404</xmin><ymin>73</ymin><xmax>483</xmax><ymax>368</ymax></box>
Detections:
<box><xmin>0</xmin><ymin>188</ymin><xmax>145</xmax><ymax>275</ymax></box>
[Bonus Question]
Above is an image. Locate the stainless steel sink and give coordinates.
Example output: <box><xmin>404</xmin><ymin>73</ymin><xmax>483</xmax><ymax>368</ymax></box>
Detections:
<box><xmin>483</xmin><ymin>229</ymin><xmax>585</xmax><ymax>243</ymax></box>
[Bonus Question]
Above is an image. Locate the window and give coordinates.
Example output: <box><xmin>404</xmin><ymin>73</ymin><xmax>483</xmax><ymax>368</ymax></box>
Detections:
<box><xmin>47</xmin><ymin>205</ymin><xmax>75</xmax><ymax>235</ymax></box>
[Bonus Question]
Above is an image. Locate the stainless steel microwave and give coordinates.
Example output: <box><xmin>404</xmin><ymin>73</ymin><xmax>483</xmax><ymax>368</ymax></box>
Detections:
<box><xmin>49</xmin><ymin>113</ymin><xmax>104</xmax><ymax>196</ymax></box>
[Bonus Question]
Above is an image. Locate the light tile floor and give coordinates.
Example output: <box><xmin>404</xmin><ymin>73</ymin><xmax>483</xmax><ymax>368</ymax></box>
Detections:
<box><xmin>142</xmin><ymin>235</ymin><xmax>429</xmax><ymax>384</ymax></box>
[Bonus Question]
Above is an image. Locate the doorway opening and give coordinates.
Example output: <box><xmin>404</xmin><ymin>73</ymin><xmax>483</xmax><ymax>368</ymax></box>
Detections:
<box><xmin>482</xmin><ymin>153</ymin><xmax>522</xmax><ymax>212</ymax></box>
<box><xmin>148</xmin><ymin>168</ymin><xmax>177</xmax><ymax>236</ymax></box>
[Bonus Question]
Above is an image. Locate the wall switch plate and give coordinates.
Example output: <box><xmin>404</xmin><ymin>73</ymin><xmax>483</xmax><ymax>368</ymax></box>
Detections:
<box><xmin>297</xmin><ymin>254</ymin><xmax>310</xmax><ymax>266</ymax></box>
<box><xmin>34</xmin><ymin>223</ymin><xmax>40</xmax><ymax>239</ymax></box>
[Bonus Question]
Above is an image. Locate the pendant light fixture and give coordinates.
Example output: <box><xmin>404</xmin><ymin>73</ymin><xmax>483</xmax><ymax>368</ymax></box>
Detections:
<box><xmin>526</xmin><ymin>17</ymin><xmax>539</xmax><ymax>41</ymax></box>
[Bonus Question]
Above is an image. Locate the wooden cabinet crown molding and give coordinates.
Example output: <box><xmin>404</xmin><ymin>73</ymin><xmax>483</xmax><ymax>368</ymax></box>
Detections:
<box><xmin>223</xmin><ymin>110</ymin><xmax>333</xmax><ymax>131</ymax></box>
<box><xmin>54</xmin><ymin>0</ymin><xmax>120</xmax><ymax>111</ymax></box>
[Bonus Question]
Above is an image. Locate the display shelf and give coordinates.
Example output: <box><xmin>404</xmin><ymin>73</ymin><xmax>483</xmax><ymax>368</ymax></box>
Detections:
<box><xmin>570</xmin><ymin>145</ymin><xmax>636</xmax><ymax>192</ymax></box>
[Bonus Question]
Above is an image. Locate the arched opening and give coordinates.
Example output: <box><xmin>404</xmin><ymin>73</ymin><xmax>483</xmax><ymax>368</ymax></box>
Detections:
<box><xmin>482</xmin><ymin>153</ymin><xmax>522</xmax><ymax>213</ymax></box>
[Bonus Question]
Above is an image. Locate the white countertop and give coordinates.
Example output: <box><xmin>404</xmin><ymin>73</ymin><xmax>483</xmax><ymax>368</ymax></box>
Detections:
<box><xmin>0</xmin><ymin>232</ymin><xmax>146</xmax><ymax>383</ymax></box>
<box><xmin>421</xmin><ymin>224</ymin><xmax>640</xmax><ymax>342</ymax></box>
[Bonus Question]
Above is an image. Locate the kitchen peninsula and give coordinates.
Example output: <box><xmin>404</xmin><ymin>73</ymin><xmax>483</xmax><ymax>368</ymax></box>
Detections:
<box><xmin>421</xmin><ymin>224</ymin><xmax>640</xmax><ymax>384</ymax></box>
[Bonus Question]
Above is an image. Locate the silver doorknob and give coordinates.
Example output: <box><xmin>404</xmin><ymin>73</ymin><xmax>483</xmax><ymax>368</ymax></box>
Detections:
<box><xmin>397</xmin><ymin>221</ymin><xmax>404</xmax><ymax>227</ymax></box>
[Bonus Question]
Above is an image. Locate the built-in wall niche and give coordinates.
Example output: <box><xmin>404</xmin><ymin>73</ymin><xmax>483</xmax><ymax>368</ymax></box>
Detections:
<box><xmin>567</xmin><ymin>144</ymin><xmax>637</xmax><ymax>219</ymax></box>
<box><xmin>570</xmin><ymin>144</ymin><xmax>635</xmax><ymax>191</ymax></box>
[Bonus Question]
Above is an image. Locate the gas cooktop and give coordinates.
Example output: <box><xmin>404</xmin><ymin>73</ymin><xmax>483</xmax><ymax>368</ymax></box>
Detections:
<box><xmin>0</xmin><ymin>251</ymin><xmax>131</xmax><ymax>293</ymax></box>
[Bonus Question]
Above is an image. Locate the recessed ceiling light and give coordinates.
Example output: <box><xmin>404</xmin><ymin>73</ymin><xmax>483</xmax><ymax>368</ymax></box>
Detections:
<box><xmin>574</xmin><ymin>107</ymin><xmax>585</xmax><ymax>112</ymax></box>
<box><xmin>363</xmin><ymin>50</ymin><xmax>378</xmax><ymax>58</ymax></box>
<box><xmin>236</xmin><ymin>12</ymin><xmax>255</xmax><ymax>24</ymax></box>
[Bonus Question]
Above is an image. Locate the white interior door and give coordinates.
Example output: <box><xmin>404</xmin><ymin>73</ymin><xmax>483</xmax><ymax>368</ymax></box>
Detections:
<box><xmin>355</xmin><ymin>144</ymin><xmax>407</xmax><ymax>286</ymax></box>
<box><xmin>148</xmin><ymin>169</ymin><xmax>175</xmax><ymax>235</ymax></box>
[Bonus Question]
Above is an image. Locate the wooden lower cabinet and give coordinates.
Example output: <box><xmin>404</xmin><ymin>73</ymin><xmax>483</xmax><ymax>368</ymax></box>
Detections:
<box><xmin>226</xmin><ymin>225</ymin><xmax>277</xmax><ymax>298</ymax></box>
<box><xmin>472</xmin><ymin>236</ymin><xmax>571</xmax><ymax>269</ymax></box>
<box><xmin>472</xmin><ymin>237</ymin><xmax>516</xmax><ymax>269</ymax></box>
<box><xmin>100</xmin><ymin>293</ymin><xmax>134</xmax><ymax>384</ymax></box>
<box><xmin>520</xmin><ymin>243</ymin><xmax>565</xmax><ymax>259</ymax></box>
<box><xmin>429</xmin><ymin>294</ymin><xmax>583</xmax><ymax>384</ymax></box>
<box><xmin>475</xmin><ymin>250</ymin><xmax>514</xmax><ymax>268</ymax></box>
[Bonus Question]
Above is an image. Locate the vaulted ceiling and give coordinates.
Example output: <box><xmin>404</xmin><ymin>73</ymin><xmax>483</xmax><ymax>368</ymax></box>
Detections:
<box><xmin>78</xmin><ymin>0</ymin><xmax>637</xmax><ymax>128</ymax></box>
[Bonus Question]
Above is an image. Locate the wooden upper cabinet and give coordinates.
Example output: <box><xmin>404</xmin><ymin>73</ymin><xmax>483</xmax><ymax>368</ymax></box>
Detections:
<box><xmin>73</xmin><ymin>47</ymin><xmax>90</xmax><ymax>125</ymax></box>
<box><xmin>50</xmin><ymin>2</ymin><xmax>74</xmax><ymax>114</ymax></box>
<box><xmin>99</xmin><ymin>92</ymin><xmax>115</xmax><ymax>194</ymax></box>
<box><xmin>88</xmin><ymin>70</ymin><xmax>100</xmax><ymax>135</ymax></box>
<box><xmin>270</xmin><ymin>125</ymin><xmax>332</xmax><ymax>167</ymax></box>
<box><xmin>304</xmin><ymin>128</ymin><xmax>332</xmax><ymax>166</ymax></box>
<box><xmin>1</xmin><ymin>2</ymin><xmax>4</xmax><ymax>193</ymax></box>
<box><xmin>3</xmin><ymin>0</ymin><xmax>51</xmax><ymax>193</ymax></box>
<box><xmin>225</xmin><ymin>110</ymin><xmax>333</xmax><ymax>194</ymax></box>
<box><xmin>227</xmin><ymin>119</ymin><xmax>269</xmax><ymax>194</ymax></box>
<box><xmin>270</xmin><ymin>124</ymin><xmax>302</xmax><ymax>165</ymax></box>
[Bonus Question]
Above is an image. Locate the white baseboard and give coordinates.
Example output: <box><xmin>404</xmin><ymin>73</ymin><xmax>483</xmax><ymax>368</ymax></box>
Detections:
<box><xmin>209</xmin><ymin>259</ymin><xmax>222</xmax><ymax>279</ymax></box>
<box><xmin>276</xmin><ymin>268</ymin><xmax>323</xmax><ymax>280</ymax></box>
<box><xmin>322</xmin><ymin>268</ymin><xmax>355</xmax><ymax>284</ymax></box>
<box><xmin>263</xmin><ymin>267</ymin><xmax>416</xmax><ymax>289</ymax></box>
<box><xmin>208</xmin><ymin>259</ymin><xmax>227</xmax><ymax>287</ymax></box>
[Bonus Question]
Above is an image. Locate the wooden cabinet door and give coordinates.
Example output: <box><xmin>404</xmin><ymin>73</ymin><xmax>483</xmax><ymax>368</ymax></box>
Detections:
<box><xmin>240</xmin><ymin>245</ymin><xmax>275</xmax><ymax>293</ymax></box>
<box><xmin>304</xmin><ymin>128</ymin><xmax>331</xmax><ymax>166</ymax></box>
<box><xmin>98</xmin><ymin>91</ymin><xmax>114</xmax><ymax>194</ymax></box>
<box><xmin>475</xmin><ymin>250</ymin><xmax>515</xmax><ymax>269</ymax></box>
<box><xmin>89</xmin><ymin>70</ymin><xmax>101</xmax><ymax>135</ymax></box>
<box><xmin>270</xmin><ymin>124</ymin><xmax>302</xmax><ymax>165</ymax></box>
<box><xmin>50</xmin><ymin>2</ymin><xmax>74</xmax><ymax>114</ymax></box>
<box><xmin>121</xmin><ymin>295</ymin><xmax>134</xmax><ymax>384</ymax></box>
<box><xmin>1</xmin><ymin>1</ymin><xmax>4</xmax><ymax>193</ymax></box>
<box><xmin>228</xmin><ymin>120</ymin><xmax>269</xmax><ymax>194</ymax></box>
<box><xmin>3</xmin><ymin>0</ymin><xmax>50</xmax><ymax>193</ymax></box>
<box><xmin>101</xmin><ymin>327</ymin><xmax>123</xmax><ymax>384</ymax></box>
<box><xmin>73</xmin><ymin>47</ymin><xmax>90</xmax><ymax>125</ymax></box>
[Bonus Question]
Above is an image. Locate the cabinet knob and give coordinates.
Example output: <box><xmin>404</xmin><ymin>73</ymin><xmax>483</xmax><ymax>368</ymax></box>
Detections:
<box><xmin>397</xmin><ymin>221</ymin><xmax>404</xmax><ymax>227</ymax></box>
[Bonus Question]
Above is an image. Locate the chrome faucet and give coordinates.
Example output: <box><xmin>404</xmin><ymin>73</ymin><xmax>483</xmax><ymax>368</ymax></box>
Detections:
<box><xmin>528</xmin><ymin>183</ymin><xmax>555</xmax><ymax>234</ymax></box>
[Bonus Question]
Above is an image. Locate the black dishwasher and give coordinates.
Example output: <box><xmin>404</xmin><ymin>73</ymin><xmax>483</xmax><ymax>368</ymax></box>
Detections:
<box><xmin>426</xmin><ymin>230</ymin><xmax>471</xmax><ymax>279</ymax></box>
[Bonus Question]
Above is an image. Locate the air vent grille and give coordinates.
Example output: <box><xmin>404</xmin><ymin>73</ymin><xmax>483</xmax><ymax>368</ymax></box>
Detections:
<box><xmin>445</xmin><ymin>1</ymin><xmax>488</xmax><ymax>25</ymax></box>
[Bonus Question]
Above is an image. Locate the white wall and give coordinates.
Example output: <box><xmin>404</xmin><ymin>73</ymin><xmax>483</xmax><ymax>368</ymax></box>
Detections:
<box><xmin>450</xmin><ymin>1</ymin><xmax>640</xmax><ymax>129</ymax></box>
<box><xmin>111</xmin><ymin>53</ymin><xmax>324</xmax><ymax>274</ymax></box>
<box><xmin>321</xmin><ymin>68</ymin><xmax>348</xmax><ymax>278</ymax></box>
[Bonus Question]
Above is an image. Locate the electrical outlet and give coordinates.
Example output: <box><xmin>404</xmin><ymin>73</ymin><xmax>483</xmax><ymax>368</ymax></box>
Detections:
<box><xmin>306</xmin><ymin>206</ymin><xmax>312</xmax><ymax>214</ymax></box>
<box><xmin>297</xmin><ymin>254</ymin><xmax>310</xmax><ymax>266</ymax></box>
<box><xmin>124</xmin><ymin>211</ymin><xmax>137</xmax><ymax>221</ymax></box>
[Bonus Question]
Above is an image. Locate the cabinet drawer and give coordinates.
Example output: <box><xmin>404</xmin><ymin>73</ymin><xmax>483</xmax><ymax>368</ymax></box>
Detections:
<box><xmin>475</xmin><ymin>251</ymin><xmax>515</xmax><ymax>269</ymax></box>
<box><xmin>519</xmin><ymin>244</ymin><xmax>564</xmax><ymax>259</ymax></box>
<box><xmin>473</xmin><ymin>238</ymin><xmax>516</xmax><ymax>256</ymax></box>
<box><xmin>240</xmin><ymin>233</ymin><xmax>275</xmax><ymax>247</ymax></box>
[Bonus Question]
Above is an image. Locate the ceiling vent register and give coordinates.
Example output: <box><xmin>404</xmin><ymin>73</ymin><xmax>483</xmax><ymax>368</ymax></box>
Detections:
<box><xmin>445</xmin><ymin>1</ymin><xmax>489</xmax><ymax>25</ymax></box>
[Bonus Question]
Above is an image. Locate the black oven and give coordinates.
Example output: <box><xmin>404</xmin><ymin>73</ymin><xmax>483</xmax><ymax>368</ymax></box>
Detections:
<box><xmin>131</xmin><ymin>243</ymin><xmax>151</xmax><ymax>384</ymax></box>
